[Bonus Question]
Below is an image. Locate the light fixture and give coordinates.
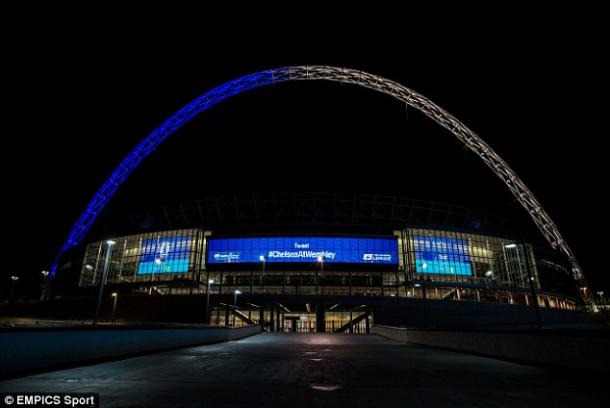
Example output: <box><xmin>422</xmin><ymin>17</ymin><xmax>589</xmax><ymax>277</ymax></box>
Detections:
<box><xmin>10</xmin><ymin>275</ymin><xmax>19</xmax><ymax>281</ymax></box>
<box><xmin>208</xmin><ymin>279</ymin><xmax>214</xmax><ymax>284</ymax></box>
<box><xmin>111</xmin><ymin>292</ymin><xmax>118</xmax><ymax>297</ymax></box>
<box><xmin>41</xmin><ymin>270</ymin><xmax>49</xmax><ymax>277</ymax></box>
<box><xmin>235</xmin><ymin>290</ymin><xmax>242</xmax><ymax>295</ymax></box>
<box><xmin>85</xmin><ymin>264</ymin><xmax>94</xmax><ymax>270</ymax></box>
<box><xmin>259</xmin><ymin>255</ymin><xmax>266</xmax><ymax>262</ymax></box>
<box><xmin>106</xmin><ymin>240</ymin><xmax>116</xmax><ymax>246</ymax></box>
<box><xmin>504</xmin><ymin>243</ymin><xmax>517</xmax><ymax>249</ymax></box>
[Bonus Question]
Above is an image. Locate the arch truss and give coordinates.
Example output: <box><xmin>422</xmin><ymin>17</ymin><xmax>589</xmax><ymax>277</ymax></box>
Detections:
<box><xmin>50</xmin><ymin>66</ymin><xmax>588</xmax><ymax>303</ymax></box>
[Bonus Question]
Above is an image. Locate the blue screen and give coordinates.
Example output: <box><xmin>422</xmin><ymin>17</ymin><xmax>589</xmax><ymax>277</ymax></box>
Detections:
<box><xmin>137</xmin><ymin>236</ymin><xmax>191</xmax><ymax>274</ymax></box>
<box><xmin>206</xmin><ymin>236</ymin><xmax>398</xmax><ymax>265</ymax></box>
<box><xmin>413</xmin><ymin>235</ymin><xmax>472</xmax><ymax>276</ymax></box>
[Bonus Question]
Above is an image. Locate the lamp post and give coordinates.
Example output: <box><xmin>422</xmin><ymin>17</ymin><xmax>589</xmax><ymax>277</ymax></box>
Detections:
<box><xmin>39</xmin><ymin>270</ymin><xmax>49</xmax><ymax>301</ymax></box>
<box><xmin>596</xmin><ymin>291</ymin><xmax>604</xmax><ymax>302</ymax></box>
<box><xmin>316</xmin><ymin>255</ymin><xmax>324</xmax><ymax>296</ymax></box>
<box><xmin>520</xmin><ymin>242</ymin><xmax>542</xmax><ymax>328</ymax></box>
<box><xmin>206</xmin><ymin>279</ymin><xmax>214</xmax><ymax>324</ymax></box>
<box><xmin>111</xmin><ymin>292</ymin><xmax>118</xmax><ymax>324</ymax></box>
<box><xmin>507</xmin><ymin>242</ymin><xmax>542</xmax><ymax>329</ymax></box>
<box><xmin>259</xmin><ymin>255</ymin><xmax>266</xmax><ymax>291</ymax></box>
<box><xmin>151</xmin><ymin>257</ymin><xmax>163</xmax><ymax>295</ymax></box>
<box><xmin>414</xmin><ymin>282</ymin><xmax>428</xmax><ymax>327</ymax></box>
<box><xmin>94</xmin><ymin>240</ymin><xmax>115</xmax><ymax>324</ymax></box>
<box><xmin>233</xmin><ymin>290</ymin><xmax>242</xmax><ymax>327</ymax></box>
<box><xmin>9</xmin><ymin>275</ymin><xmax>19</xmax><ymax>301</ymax></box>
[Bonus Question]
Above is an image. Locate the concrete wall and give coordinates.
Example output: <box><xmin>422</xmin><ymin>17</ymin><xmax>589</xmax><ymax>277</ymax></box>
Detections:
<box><xmin>372</xmin><ymin>325</ymin><xmax>610</xmax><ymax>373</ymax></box>
<box><xmin>374</xmin><ymin>299</ymin><xmax>603</xmax><ymax>329</ymax></box>
<box><xmin>0</xmin><ymin>324</ymin><xmax>260</xmax><ymax>378</ymax></box>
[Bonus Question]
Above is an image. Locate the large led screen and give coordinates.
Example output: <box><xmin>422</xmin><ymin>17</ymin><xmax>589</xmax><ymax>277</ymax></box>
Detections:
<box><xmin>206</xmin><ymin>236</ymin><xmax>398</xmax><ymax>265</ymax></box>
<box><xmin>137</xmin><ymin>236</ymin><xmax>191</xmax><ymax>274</ymax></box>
<box><xmin>413</xmin><ymin>235</ymin><xmax>472</xmax><ymax>275</ymax></box>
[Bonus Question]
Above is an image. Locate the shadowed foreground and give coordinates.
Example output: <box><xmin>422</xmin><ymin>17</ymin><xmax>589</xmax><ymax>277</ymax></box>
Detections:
<box><xmin>0</xmin><ymin>333</ymin><xmax>604</xmax><ymax>407</ymax></box>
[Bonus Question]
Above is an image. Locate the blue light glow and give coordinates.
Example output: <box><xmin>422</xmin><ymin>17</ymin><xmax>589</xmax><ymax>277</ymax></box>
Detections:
<box><xmin>207</xmin><ymin>236</ymin><xmax>398</xmax><ymax>265</ymax></box>
<box><xmin>414</xmin><ymin>235</ymin><xmax>472</xmax><ymax>275</ymax></box>
<box><xmin>50</xmin><ymin>68</ymin><xmax>293</xmax><ymax>276</ymax></box>
<box><xmin>137</xmin><ymin>236</ymin><xmax>191</xmax><ymax>274</ymax></box>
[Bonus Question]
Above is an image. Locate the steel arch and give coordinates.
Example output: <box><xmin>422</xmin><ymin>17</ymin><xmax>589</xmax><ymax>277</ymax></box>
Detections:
<box><xmin>50</xmin><ymin>65</ymin><xmax>586</xmax><ymax>295</ymax></box>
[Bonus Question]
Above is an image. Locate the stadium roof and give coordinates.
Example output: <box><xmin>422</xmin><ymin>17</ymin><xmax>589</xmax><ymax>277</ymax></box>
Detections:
<box><xmin>91</xmin><ymin>193</ymin><xmax>538</xmax><ymax>241</ymax></box>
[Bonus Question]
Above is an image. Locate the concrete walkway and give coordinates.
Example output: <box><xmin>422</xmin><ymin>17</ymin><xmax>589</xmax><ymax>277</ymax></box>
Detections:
<box><xmin>0</xmin><ymin>333</ymin><xmax>603</xmax><ymax>407</ymax></box>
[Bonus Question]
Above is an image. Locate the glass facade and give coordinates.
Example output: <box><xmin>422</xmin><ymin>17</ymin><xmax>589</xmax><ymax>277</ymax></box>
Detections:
<box><xmin>79</xmin><ymin>227</ymin><xmax>576</xmax><ymax>310</ymax></box>
<box><xmin>79</xmin><ymin>229</ymin><xmax>205</xmax><ymax>287</ymax></box>
<box><xmin>403</xmin><ymin>228</ymin><xmax>539</xmax><ymax>290</ymax></box>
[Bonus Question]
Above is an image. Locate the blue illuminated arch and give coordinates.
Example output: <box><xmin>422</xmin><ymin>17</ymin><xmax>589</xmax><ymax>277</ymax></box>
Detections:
<box><xmin>50</xmin><ymin>66</ymin><xmax>585</xmax><ymax>293</ymax></box>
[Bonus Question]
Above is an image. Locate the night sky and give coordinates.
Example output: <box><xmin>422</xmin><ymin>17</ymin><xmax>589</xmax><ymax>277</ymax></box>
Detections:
<box><xmin>3</xmin><ymin>8</ymin><xmax>608</xmax><ymax>296</ymax></box>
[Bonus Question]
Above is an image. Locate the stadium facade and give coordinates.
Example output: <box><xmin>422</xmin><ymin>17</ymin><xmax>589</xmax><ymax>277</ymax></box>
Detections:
<box><xmin>75</xmin><ymin>194</ymin><xmax>581</xmax><ymax>332</ymax></box>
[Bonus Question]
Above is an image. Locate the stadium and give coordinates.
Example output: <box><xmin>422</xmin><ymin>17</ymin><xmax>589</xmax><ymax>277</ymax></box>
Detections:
<box><xmin>38</xmin><ymin>66</ymin><xmax>595</xmax><ymax>331</ymax></box>
<box><xmin>65</xmin><ymin>192</ymin><xmax>584</xmax><ymax>332</ymax></box>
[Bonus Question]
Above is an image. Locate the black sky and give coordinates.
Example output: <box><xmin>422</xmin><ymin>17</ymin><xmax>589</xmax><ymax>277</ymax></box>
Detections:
<box><xmin>3</xmin><ymin>7</ymin><xmax>608</xmax><ymax>294</ymax></box>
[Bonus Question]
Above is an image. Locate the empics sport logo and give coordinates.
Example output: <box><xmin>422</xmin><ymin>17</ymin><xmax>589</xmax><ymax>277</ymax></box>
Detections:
<box><xmin>1</xmin><ymin>393</ymin><xmax>98</xmax><ymax>407</ymax></box>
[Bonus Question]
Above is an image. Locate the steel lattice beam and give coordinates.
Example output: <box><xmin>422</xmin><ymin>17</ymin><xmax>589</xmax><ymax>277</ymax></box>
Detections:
<box><xmin>49</xmin><ymin>65</ymin><xmax>589</xmax><ymax>304</ymax></box>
